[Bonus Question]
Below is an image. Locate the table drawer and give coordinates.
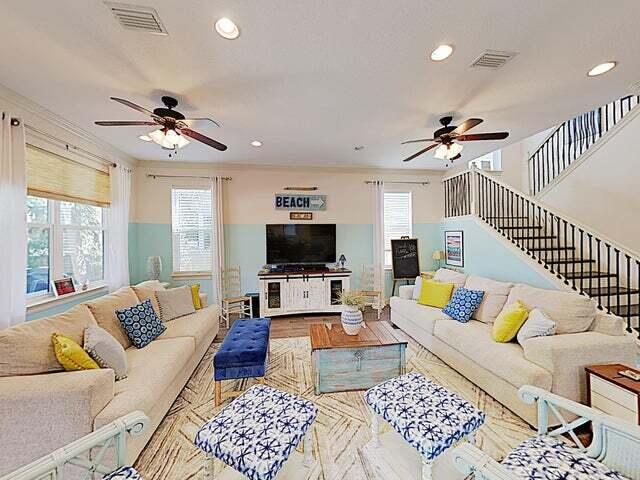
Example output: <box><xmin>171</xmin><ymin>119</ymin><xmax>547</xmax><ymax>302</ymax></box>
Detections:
<box><xmin>590</xmin><ymin>375</ymin><xmax>637</xmax><ymax>411</ymax></box>
<box><xmin>591</xmin><ymin>391</ymin><xmax>638</xmax><ymax>424</ymax></box>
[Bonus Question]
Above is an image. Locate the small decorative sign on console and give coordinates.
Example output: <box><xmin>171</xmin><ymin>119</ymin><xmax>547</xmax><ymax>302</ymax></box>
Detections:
<box><xmin>275</xmin><ymin>193</ymin><xmax>326</xmax><ymax>211</ymax></box>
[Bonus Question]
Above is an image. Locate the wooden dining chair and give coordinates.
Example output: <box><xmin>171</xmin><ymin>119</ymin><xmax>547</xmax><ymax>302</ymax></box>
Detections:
<box><xmin>358</xmin><ymin>265</ymin><xmax>384</xmax><ymax>320</ymax></box>
<box><xmin>221</xmin><ymin>267</ymin><xmax>253</xmax><ymax>328</ymax></box>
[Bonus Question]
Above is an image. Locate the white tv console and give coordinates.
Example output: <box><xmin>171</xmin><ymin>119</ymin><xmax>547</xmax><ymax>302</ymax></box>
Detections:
<box><xmin>258</xmin><ymin>269</ymin><xmax>351</xmax><ymax>317</ymax></box>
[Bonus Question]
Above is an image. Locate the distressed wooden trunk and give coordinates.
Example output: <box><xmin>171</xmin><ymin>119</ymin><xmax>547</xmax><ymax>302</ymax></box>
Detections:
<box><xmin>313</xmin><ymin>343</ymin><xmax>406</xmax><ymax>394</ymax></box>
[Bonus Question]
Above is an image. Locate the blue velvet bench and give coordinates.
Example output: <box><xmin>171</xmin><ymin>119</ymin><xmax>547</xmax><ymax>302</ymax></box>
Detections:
<box><xmin>213</xmin><ymin>317</ymin><xmax>271</xmax><ymax>406</ymax></box>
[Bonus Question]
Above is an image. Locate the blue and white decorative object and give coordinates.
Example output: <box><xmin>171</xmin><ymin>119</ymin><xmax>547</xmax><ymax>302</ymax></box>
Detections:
<box><xmin>365</xmin><ymin>372</ymin><xmax>485</xmax><ymax>480</ymax></box>
<box><xmin>517</xmin><ymin>308</ymin><xmax>556</xmax><ymax>345</ymax></box>
<box><xmin>443</xmin><ymin>287</ymin><xmax>484</xmax><ymax>323</ymax></box>
<box><xmin>103</xmin><ymin>466</ymin><xmax>143</xmax><ymax>480</ymax></box>
<box><xmin>146</xmin><ymin>256</ymin><xmax>162</xmax><ymax>281</ymax></box>
<box><xmin>116</xmin><ymin>299</ymin><xmax>166</xmax><ymax>349</ymax></box>
<box><xmin>341</xmin><ymin>305</ymin><xmax>363</xmax><ymax>335</ymax></box>
<box><xmin>195</xmin><ymin>384</ymin><xmax>317</xmax><ymax>480</ymax></box>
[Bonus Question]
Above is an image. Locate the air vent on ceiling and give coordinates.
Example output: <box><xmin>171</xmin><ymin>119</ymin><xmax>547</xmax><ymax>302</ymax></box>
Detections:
<box><xmin>471</xmin><ymin>50</ymin><xmax>517</xmax><ymax>69</ymax></box>
<box><xmin>105</xmin><ymin>2</ymin><xmax>168</xmax><ymax>35</ymax></box>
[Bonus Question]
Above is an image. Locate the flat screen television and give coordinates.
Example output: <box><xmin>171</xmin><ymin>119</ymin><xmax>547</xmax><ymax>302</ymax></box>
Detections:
<box><xmin>266</xmin><ymin>224</ymin><xmax>336</xmax><ymax>264</ymax></box>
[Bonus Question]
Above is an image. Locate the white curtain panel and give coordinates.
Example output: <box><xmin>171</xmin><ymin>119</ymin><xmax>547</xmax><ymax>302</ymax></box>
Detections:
<box><xmin>105</xmin><ymin>164</ymin><xmax>131</xmax><ymax>291</ymax></box>
<box><xmin>210</xmin><ymin>176</ymin><xmax>225</xmax><ymax>307</ymax></box>
<box><xmin>0</xmin><ymin>114</ymin><xmax>27</xmax><ymax>329</ymax></box>
<box><xmin>371</xmin><ymin>180</ymin><xmax>385</xmax><ymax>293</ymax></box>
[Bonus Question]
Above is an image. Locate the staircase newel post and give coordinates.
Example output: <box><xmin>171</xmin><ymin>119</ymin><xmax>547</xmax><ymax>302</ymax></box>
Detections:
<box><xmin>469</xmin><ymin>167</ymin><xmax>477</xmax><ymax>217</ymax></box>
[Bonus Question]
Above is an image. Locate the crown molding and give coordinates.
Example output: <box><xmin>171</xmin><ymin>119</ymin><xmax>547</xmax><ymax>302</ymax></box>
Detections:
<box><xmin>0</xmin><ymin>82</ymin><xmax>137</xmax><ymax>167</ymax></box>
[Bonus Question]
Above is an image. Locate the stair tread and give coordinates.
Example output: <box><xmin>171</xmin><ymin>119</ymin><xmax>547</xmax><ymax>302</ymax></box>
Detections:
<box><xmin>528</xmin><ymin>246</ymin><xmax>575</xmax><ymax>251</ymax></box>
<box><xmin>584</xmin><ymin>286</ymin><xmax>640</xmax><ymax>297</ymax></box>
<box><xmin>548</xmin><ymin>258</ymin><xmax>595</xmax><ymax>264</ymax></box>
<box><xmin>611</xmin><ymin>304</ymin><xmax>640</xmax><ymax>317</ymax></box>
<box><xmin>564</xmin><ymin>271</ymin><xmax>617</xmax><ymax>279</ymax></box>
<box><xmin>498</xmin><ymin>225</ymin><xmax>543</xmax><ymax>230</ymax></box>
<box><xmin>512</xmin><ymin>235</ymin><xmax>557</xmax><ymax>240</ymax></box>
<box><xmin>486</xmin><ymin>216</ymin><xmax>530</xmax><ymax>219</ymax></box>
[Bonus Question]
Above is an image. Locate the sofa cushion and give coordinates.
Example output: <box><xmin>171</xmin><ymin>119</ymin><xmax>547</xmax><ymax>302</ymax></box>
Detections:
<box><xmin>155</xmin><ymin>286</ymin><xmax>196</xmax><ymax>322</ymax></box>
<box><xmin>516</xmin><ymin>308</ymin><xmax>556</xmax><ymax>346</ymax></box>
<box><xmin>131</xmin><ymin>280</ymin><xmax>165</xmax><ymax>316</ymax></box>
<box><xmin>161</xmin><ymin>305</ymin><xmax>219</xmax><ymax>349</ymax></box>
<box><xmin>52</xmin><ymin>332</ymin><xmax>100</xmax><ymax>371</ymax></box>
<box><xmin>433</xmin><ymin>320</ymin><xmax>552</xmax><ymax>390</ymax></box>
<box><xmin>418</xmin><ymin>279</ymin><xmax>454</xmax><ymax>308</ymax></box>
<box><xmin>464</xmin><ymin>276</ymin><xmax>513</xmax><ymax>323</ymax></box>
<box><xmin>86</xmin><ymin>287</ymin><xmax>140</xmax><ymax>349</ymax></box>
<box><xmin>433</xmin><ymin>268</ymin><xmax>467</xmax><ymax>292</ymax></box>
<box><xmin>412</xmin><ymin>275</ymin><xmax>422</xmax><ymax>300</ymax></box>
<box><xmin>492</xmin><ymin>300</ymin><xmax>530</xmax><ymax>343</ymax></box>
<box><xmin>0</xmin><ymin>304</ymin><xmax>97</xmax><ymax>377</ymax></box>
<box><xmin>97</xmin><ymin>337</ymin><xmax>195</xmax><ymax>424</ymax></box>
<box><xmin>390</xmin><ymin>297</ymin><xmax>447</xmax><ymax>336</ymax></box>
<box><xmin>590</xmin><ymin>310</ymin><xmax>627</xmax><ymax>336</ymax></box>
<box><xmin>443</xmin><ymin>287</ymin><xmax>484</xmax><ymax>323</ymax></box>
<box><xmin>505</xmin><ymin>284</ymin><xmax>596</xmax><ymax>334</ymax></box>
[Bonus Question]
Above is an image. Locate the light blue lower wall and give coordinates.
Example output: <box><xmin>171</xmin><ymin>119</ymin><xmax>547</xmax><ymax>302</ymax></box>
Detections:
<box><xmin>439</xmin><ymin>217</ymin><xmax>556</xmax><ymax>289</ymax></box>
<box><xmin>26</xmin><ymin>289</ymin><xmax>107</xmax><ymax>321</ymax></box>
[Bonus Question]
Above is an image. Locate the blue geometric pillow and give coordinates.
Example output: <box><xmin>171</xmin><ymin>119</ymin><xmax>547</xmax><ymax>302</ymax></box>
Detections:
<box><xmin>442</xmin><ymin>287</ymin><xmax>485</xmax><ymax>323</ymax></box>
<box><xmin>116</xmin><ymin>299</ymin><xmax>166</xmax><ymax>349</ymax></box>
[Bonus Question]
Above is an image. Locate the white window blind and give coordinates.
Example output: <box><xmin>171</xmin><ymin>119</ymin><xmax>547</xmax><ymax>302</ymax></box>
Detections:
<box><xmin>171</xmin><ymin>188</ymin><xmax>212</xmax><ymax>273</ymax></box>
<box><xmin>384</xmin><ymin>192</ymin><xmax>412</xmax><ymax>267</ymax></box>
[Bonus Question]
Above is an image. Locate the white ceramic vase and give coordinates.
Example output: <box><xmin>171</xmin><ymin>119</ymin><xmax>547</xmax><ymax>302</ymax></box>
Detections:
<box><xmin>341</xmin><ymin>306</ymin><xmax>363</xmax><ymax>335</ymax></box>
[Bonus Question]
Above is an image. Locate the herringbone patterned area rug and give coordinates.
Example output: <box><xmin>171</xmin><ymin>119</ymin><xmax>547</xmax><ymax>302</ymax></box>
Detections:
<box><xmin>134</xmin><ymin>336</ymin><xmax>532</xmax><ymax>479</ymax></box>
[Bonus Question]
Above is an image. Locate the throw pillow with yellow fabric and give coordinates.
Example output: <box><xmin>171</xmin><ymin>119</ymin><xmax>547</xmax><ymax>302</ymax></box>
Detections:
<box><xmin>492</xmin><ymin>300</ymin><xmax>530</xmax><ymax>342</ymax></box>
<box><xmin>191</xmin><ymin>284</ymin><xmax>202</xmax><ymax>310</ymax></box>
<box><xmin>51</xmin><ymin>333</ymin><xmax>99</xmax><ymax>371</ymax></box>
<box><xmin>418</xmin><ymin>279</ymin><xmax>455</xmax><ymax>308</ymax></box>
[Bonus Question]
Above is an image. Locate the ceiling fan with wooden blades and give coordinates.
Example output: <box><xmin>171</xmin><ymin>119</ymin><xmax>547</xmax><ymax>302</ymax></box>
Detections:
<box><xmin>401</xmin><ymin>116</ymin><xmax>508</xmax><ymax>163</ymax></box>
<box><xmin>95</xmin><ymin>96</ymin><xmax>227</xmax><ymax>152</ymax></box>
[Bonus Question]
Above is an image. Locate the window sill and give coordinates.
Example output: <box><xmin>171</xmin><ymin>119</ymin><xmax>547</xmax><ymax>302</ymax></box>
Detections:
<box><xmin>172</xmin><ymin>272</ymin><xmax>212</xmax><ymax>279</ymax></box>
<box><xmin>27</xmin><ymin>284</ymin><xmax>108</xmax><ymax>313</ymax></box>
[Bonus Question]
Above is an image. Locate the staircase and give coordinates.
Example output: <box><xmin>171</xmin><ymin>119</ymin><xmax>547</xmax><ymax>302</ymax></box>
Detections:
<box><xmin>529</xmin><ymin>95</ymin><xmax>639</xmax><ymax>195</ymax></box>
<box><xmin>444</xmin><ymin>168</ymin><xmax>640</xmax><ymax>337</ymax></box>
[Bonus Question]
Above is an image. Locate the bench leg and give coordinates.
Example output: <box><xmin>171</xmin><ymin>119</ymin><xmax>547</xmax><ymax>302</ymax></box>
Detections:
<box><xmin>303</xmin><ymin>430</ymin><xmax>313</xmax><ymax>467</ymax></box>
<box><xmin>214</xmin><ymin>381</ymin><xmax>222</xmax><ymax>407</ymax></box>
<box><xmin>370</xmin><ymin>408</ymin><xmax>379</xmax><ymax>447</ymax></box>
<box><xmin>421</xmin><ymin>459</ymin><xmax>432</xmax><ymax>480</ymax></box>
<box><xmin>204</xmin><ymin>453</ymin><xmax>215</xmax><ymax>480</ymax></box>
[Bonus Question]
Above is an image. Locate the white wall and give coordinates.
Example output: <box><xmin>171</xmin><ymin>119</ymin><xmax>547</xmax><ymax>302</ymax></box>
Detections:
<box><xmin>537</xmin><ymin>108</ymin><xmax>640</xmax><ymax>254</ymax></box>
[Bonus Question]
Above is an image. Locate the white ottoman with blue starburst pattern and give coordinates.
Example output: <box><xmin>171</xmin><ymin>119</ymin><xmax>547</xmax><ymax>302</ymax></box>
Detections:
<box><xmin>195</xmin><ymin>384</ymin><xmax>317</xmax><ymax>480</ymax></box>
<box><xmin>102</xmin><ymin>466</ymin><xmax>142</xmax><ymax>479</ymax></box>
<box><xmin>364</xmin><ymin>372</ymin><xmax>485</xmax><ymax>480</ymax></box>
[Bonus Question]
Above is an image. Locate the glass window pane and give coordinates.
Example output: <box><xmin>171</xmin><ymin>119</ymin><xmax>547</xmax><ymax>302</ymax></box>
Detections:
<box><xmin>26</xmin><ymin>196</ymin><xmax>48</xmax><ymax>224</ymax></box>
<box><xmin>62</xmin><ymin>228</ymin><xmax>104</xmax><ymax>284</ymax></box>
<box><xmin>60</xmin><ymin>201</ymin><xmax>102</xmax><ymax>227</ymax></box>
<box><xmin>27</xmin><ymin>227</ymin><xmax>50</xmax><ymax>294</ymax></box>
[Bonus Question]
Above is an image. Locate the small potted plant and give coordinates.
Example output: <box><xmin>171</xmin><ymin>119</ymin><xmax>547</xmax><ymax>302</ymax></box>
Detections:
<box><xmin>339</xmin><ymin>290</ymin><xmax>365</xmax><ymax>335</ymax></box>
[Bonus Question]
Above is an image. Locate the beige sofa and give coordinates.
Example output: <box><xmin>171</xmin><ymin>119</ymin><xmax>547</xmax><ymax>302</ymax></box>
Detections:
<box><xmin>390</xmin><ymin>269</ymin><xmax>637</xmax><ymax>426</ymax></box>
<box><xmin>0</xmin><ymin>281</ymin><xmax>220</xmax><ymax>476</ymax></box>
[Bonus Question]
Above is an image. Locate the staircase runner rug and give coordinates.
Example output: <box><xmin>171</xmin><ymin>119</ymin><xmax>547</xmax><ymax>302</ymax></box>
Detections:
<box><xmin>134</xmin><ymin>336</ymin><xmax>532</xmax><ymax>479</ymax></box>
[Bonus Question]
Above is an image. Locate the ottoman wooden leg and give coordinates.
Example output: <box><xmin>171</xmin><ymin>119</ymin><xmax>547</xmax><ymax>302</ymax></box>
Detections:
<box><xmin>204</xmin><ymin>453</ymin><xmax>215</xmax><ymax>480</ymax></box>
<box><xmin>370</xmin><ymin>409</ymin><xmax>379</xmax><ymax>447</ymax></box>
<box><xmin>214</xmin><ymin>381</ymin><xmax>222</xmax><ymax>407</ymax></box>
<box><xmin>421</xmin><ymin>459</ymin><xmax>432</xmax><ymax>480</ymax></box>
<box><xmin>303</xmin><ymin>430</ymin><xmax>313</xmax><ymax>467</ymax></box>
<box><xmin>468</xmin><ymin>432</ymin><xmax>476</xmax><ymax>445</ymax></box>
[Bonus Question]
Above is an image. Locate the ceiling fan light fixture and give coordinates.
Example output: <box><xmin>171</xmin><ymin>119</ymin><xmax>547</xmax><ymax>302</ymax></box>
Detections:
<box><xmin>448</xmin><ymin>142</ymin><xmax>463</xmax><ymax>158</ymax></box>
<box><xmin>430</xmin><ymin>44</ymin><xmax>454</xmax><ymax>62</ymax></box>
<box><xmin>435</xmin><ymin>142</ymin><xmax>463</xmax><ymax>160</ymax></box>
<box><xmin>587</xmin><ymin>61</ymin><xmax>617</xmax><ymax>77</ymax></box>
<box><xmin>148</xmin><ymin>128</ymin><xmax>190</xmax><ymax>149</ymax></box>
<box><xmin>215</xmin><ymin>17</ymin><xmax>240</xmax><ymax>39</ymax></box>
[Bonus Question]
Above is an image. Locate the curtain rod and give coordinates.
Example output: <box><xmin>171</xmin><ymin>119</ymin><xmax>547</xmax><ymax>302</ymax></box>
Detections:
<box><xmin>25</xmin><ymin>124</ymin><xmax>117</xmax><ymax>168</ymax></box>
<box><xmin>364</xmin><ymin>180</ymin><xmax>429</xmax><ymax>185</ymax></box>
<box><xmin>147</xmin><ymin>174</ymin><xmax>232</xmax><ymax>180</ymax></box>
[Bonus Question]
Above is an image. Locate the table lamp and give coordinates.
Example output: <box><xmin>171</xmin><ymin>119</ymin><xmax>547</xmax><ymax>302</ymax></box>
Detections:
<box><xmin>432</xmin><ymin>250</ymin><xmax>445</xmax><ymax>269</ymax></box>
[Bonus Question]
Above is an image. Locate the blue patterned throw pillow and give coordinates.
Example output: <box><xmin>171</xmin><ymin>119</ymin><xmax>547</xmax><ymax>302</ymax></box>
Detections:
<box><xmin>116</xmin><ymin>299</ymin><xmax>166</xmax><ymax>349</ymax></box>
<box><xmin>442</xmin><ymin>287</ymin><xmax>484</xmax><ymax>323</ymax></box>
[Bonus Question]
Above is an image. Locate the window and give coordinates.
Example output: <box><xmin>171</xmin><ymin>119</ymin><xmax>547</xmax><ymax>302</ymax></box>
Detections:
<box><xmin>384</xmin><ymin>192</ymin><xmax>412</xmax><ymax>267</ymax></box>
<box><xmin>468</xmin><ymin>150</ymin><xmax>502</xmax><ymax>171</ymax></box>
<box><xmin>26</xmin><ymin>196</ymin><xmax>105</xmax><ymax>297</ymax></box>
<box><xmin>171</xmin><ymin>188</ymin><xmax>212</xmax><ymax>274</ymax></box>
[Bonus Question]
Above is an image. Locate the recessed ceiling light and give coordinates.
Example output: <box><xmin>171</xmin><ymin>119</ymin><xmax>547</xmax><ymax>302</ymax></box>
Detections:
<box><xmin>215</xmin><ymin>17</ymin><xmax>240</xmax><ymax>40</ymax></box>
<box><xmin>139</xmin><ymin>135</ymin><xmax>152</xmax><ymax>142</ymax></box>
<box><xmin>588</xmin><ymin>61</ymin><xmax>617</xmax><ymax>77</ymax></box>
<box><xmin>250</xmin><ymin>140</ymin><xmax>263</xmax><ymax>147</ymax></box>
<box><xmin>430</xmin><ymin>44</ymin><xmax>454</xmax><ymax>62</ymax></box>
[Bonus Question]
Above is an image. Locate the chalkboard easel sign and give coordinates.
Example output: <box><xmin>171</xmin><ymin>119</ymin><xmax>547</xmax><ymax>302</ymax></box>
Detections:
<box><xmin>390</xmin><ymin>238</ymin><xmax>420</xmax><ymax>295</ymax></box>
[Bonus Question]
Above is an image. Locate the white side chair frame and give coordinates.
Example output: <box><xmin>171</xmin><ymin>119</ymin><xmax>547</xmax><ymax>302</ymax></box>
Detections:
<box><xmin>221</xmin><ymin>267</ymin><xmax>253</xmax><ymax>328</ymax></box>
<box><xmin>452</xmin><ymin>385</ymin><xmax>640</xmax><ymax>480</ymax></box>
<box><xmin>358</xmin><ymin>265</ymin><xmax>384</xmax><ymax>320</ymax></box>
<box><xmin>1</xmin><ymin>411</ymin><xmax>149</xmax><ymax>480</ymax></box>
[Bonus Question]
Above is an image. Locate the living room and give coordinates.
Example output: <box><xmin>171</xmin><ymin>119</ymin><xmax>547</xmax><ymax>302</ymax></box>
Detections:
<box><xmin>2</xmin><ymin>2</ymin><xmax>640</xmax><ymax>480</ymax></box>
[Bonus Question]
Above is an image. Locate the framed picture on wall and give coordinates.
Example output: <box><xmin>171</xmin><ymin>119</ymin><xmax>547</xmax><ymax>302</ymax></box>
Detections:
<box><xmin>444</xmin><ymin>230</ymin><xmax>464</xmax><ymax>267</ymax></box>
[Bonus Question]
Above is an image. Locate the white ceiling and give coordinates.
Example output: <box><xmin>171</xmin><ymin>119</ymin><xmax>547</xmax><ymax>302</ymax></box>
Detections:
<box><xmin>0</xmin><ymin>0</ymin><xmax>639</xmax><ymax>169</ymax></box>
